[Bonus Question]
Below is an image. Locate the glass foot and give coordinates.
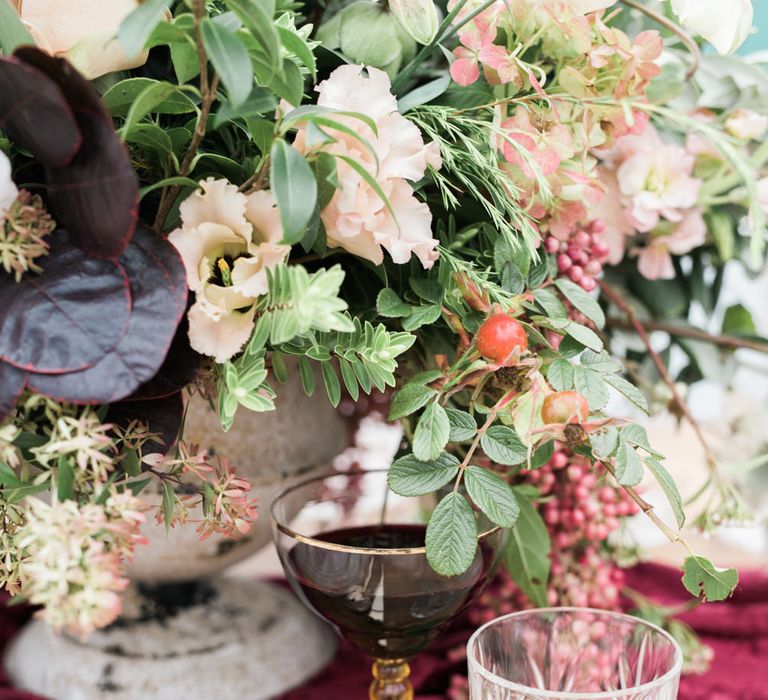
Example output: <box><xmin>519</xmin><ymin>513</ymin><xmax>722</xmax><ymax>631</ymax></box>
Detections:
<box><xmin>369</xmin><ymin>658</ymin><xmax>414</xmax><ymax>699</ymax></box>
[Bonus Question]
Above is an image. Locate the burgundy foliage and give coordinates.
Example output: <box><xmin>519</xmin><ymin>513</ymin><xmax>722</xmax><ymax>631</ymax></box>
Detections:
<box><xmin>106</xmin><ymin>392</ymin><xmax>185</xmax><ymax>451</ymax></box>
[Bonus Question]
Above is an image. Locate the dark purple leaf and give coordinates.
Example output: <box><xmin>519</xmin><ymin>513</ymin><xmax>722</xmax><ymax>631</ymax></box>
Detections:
<box><xmin>0</xmin><ymin>363</ymin><xmax>28</xmax><ymax>422</ymax></box>
<box><xmin>107</xmin><ymin>392</ymin><xmax>184</xmax><ymax>452</ymax></box>
<box><xmin>29</xmin><ymin>227</ymin><xmax>188</xmax><ymax>404</ymax></box>
<box><xmin>128</xmin><ymin>314</ymin><xmax>202</xmax><ymax>400</ymax></box>
<box><xmin>0</xmin><ymin>56</ymin><xmax>81</xmax><ymax>168</ymax></box>
<box><xmin>0</xmin><ymin>231</ymin><xmax>131</xmax><ymax>373</ymax></box>
<box><xmin>14</xmin><ymin>48</ymin><xmax>139</xmax><ymax>259</ymax></box>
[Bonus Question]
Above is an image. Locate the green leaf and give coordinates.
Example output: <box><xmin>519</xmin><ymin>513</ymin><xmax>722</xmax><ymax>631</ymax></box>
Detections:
<box><xmin>645</xmin><ymin>457</ymin><xmax>685</xmax><ymax>528</ymax></box>
<box><xmin>603</xmin><ymin>373</ymin><xmax>649</xmax><ymax>414</ymax></box>
<box><xmin>534</xmin><ymin>288</ymin><xmax>568</xmax><ymax>320</ymax></box>
<box><xmin>170</xmin><ymin>39</ymin><xmax>200</xmax><ymax>84</ymax></box>
<box><xmin>298</xmin><ymin>357</ymin><xmax>315</xmax><ymax>396</ymax></box>
<box><xmin>590</xmin><ymin>427</ymin><xmax>619</xmax><ymax>460</ymax></box>
<box><xmin>446</xmin><ymin>408</ymin><xmax>477</xmax><ymax>442</ymax></box>
<box><xmin>120</xmin><ymin>81</ymin><xmax>186</xmax><ymax>137</ymax></box>
<box><xmin>402</xmin><ymin>304</ymin><xmax>441</xmax><ymax>331</ymax></box>
<box><xmin>389</xmin><ymin>452</ymin><xmax>460</xmax><ymax>497</ymax></box>
<box><xmin>321</xmin><ymin>362</ymin><xmax>342</xmax><ymax>407</ymax></box>
<box><xmin>621</xmin><ymin>424</ymin><xmax>663</xmax><ymax>458</ymax></box>
<box><xmin>127</xmin><ymin>478</ymin><xmax>152</xmax><ymax>496</ymax></box>
<box><xmin>277</xmin><ymin>26</ymin><xmax>316</xmax><ymax>77</ymax></box>
<box><xmin>682</xmin><ymin>556</ymin><xmax>738</xmax><ymax>602</ymax></box>
<box><xmin>270</xmin><ymin>140</ymin><xmax>318</xmax><ymax>244</ymax></box>
<box><xmin>118</xmin><ymin>0</ymin><xmax>172</xmax><ymax>59</ymax></box>
<box><xmin>397</xmin><ymin>75</ymin><xmax>450</xmax><ymax>113</ymax></box>
<box><xmin>504</xmin><ymin>490</ymin><xmax>551</xmax><ymax>607</ymax></box>
<box><xmin>480</xmin><ymin>425</ymin><xmax>527</xmax><ymax>466</ymax></box>
<box><xmin>0</xmin><ymin>0</ymin><xmax>33</xmax><ymax>53</ymax></box>
<box><xmin>201</xmin><ymin>19</ymin><xmax>253</xmax><ymax>107</ymax></box>
<box><xmin>139</xmin><ymin>176</ymin><xmax>199</xmax><ymax>199</ymax></box>
<box><xmin>556</xmin><ymin>278</ymin><xmax>605</xmax><ymax>329</ymax></box>
<box><xmin>377</xmin><ymin>288</ymin><xmax>412</xmax><ymax>318</ymax></box>
<box><xmin>465</xmin><ymin>466</ymin><xmax>519</xmax><ymax>528</ymax></box>
<box><xmin>162</xmin><ymin>481</ymin><xmax>176</xmax><ymax>532</ymax></box>
<box><xmin>56</xmin><ymin>457</ymin><xmax>75</xmax><ymax>502</ymax></box>
<box><xmin>580</xmin><ymin>350</ymin><xmax>621</xmax><ymax>374</ymax></box>
<box><xmin>225</xmin><ymin>0</ymin><xmax>280</xmax><ymax>73</ymax></box>
<box><xmin>413</xmin><ymin>401</ymin><xmax>450</xmax><ymax>462</ymax></box>
<box><xmin>573</xmin><ymin>366</ymin><xmax>609</xmax><ymax>410</ymax></box>
<box><xmin>425</xmin><ymin>492</ymin><xmax>478</xmax><ymax>576</ymax></box>
<box><xmin>615</xmin><ymin>442</ymin><xmax>644</xmax><ymax>486</ymax></box>
<box><xmin>409</xmin><ymin>278</ymin><xmax>444</xmax><ymax>304</ymax></box>
<box><xmin>564</xmin><ymin>322</ymin><xmax>603</xmax><ymax>352</ymax></box>
<box><xmin>529</xmin><ymin>440</ymin><xmax>554</xmax><ymax>469</ymax></box>
<box><xmin>104</xmin><ymin>78</ymin><xmax>197</xmax><ymax>117</ymax></box>
<box><xmin>722</xmin><ymin>304</ymin><xmax>757</xmax><ymax>337</ymax></box>
<box><xmin>547</xmin><ymin>360</ymin><xmax>574</xmax><ymax>391</ymax></box>
<box><xmin>389</xmin><ymin>382</ymin><xmax>436</xmax><ymax>421</ymax></box>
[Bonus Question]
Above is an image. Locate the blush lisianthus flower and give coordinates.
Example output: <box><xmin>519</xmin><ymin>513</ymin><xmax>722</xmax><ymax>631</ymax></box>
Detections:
<box><xmin>169</xmin><ymin>178</ymin><xmax>290</xmax><ymax>363</ymax></box>
<box><xmin>12</xmin><ymin>0</ymin><xmax>150</xmax><ymax>79</ymax></box>
<box><xmin>293</xmin><ymin>65</ymin><xmax>442</xmax><ymax>268</ymax></box>
<box><xmin>633</xmin><ymin>211</ymin><xmax>707</xmax><ymax>280</ymax></box>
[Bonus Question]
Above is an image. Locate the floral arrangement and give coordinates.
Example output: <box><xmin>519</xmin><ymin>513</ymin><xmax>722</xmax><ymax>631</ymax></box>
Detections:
<box><xmin>0</xmin><ymin>0</ymin><xmax>764</xmax><ymax>637</ymax></box>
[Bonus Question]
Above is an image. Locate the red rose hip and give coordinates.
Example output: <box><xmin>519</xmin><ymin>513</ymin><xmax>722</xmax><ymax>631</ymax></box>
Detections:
<box><xmin>476</xmin><ymin>313</ymin><xmax>528</xmax><ymax>366</ymax></box>
<box><xmin>541</xmin><ymin>391</ymin><xmax>589</xmax><ymax>424</ymax></box>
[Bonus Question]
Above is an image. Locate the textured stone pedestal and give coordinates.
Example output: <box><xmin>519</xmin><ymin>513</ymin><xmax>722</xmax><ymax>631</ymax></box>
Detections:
<box><xmin>5</xmin><ymin>578</ymin><xmax>336</xmax><ymax>700</ymax></box>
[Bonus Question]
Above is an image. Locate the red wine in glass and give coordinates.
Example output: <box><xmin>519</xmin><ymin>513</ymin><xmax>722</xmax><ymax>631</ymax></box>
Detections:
<box><xmin>288</xmin><ymin>523</ymin><xmax>494</xmax><ymax>659</ymax></box>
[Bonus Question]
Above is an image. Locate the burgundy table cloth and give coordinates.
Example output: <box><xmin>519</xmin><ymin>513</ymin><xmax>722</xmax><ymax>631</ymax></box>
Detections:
<box><xmin>2</xmin><ymin>563</ymin><xmax>767</xmax><ymax>699</ymax></box>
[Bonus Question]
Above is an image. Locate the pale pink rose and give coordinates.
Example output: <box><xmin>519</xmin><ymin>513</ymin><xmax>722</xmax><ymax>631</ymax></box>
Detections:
<box><xmin>294</xmin><ymin>65</ymin><xmax>441</xmax><ymax>269</ymax></box>
<box><xmin>725</xmin><ymin>109</ymin><xmax>768</xmax><ymax>141</ymax></box>
<box><xmin>588</xmin><ymin>169</ymin><xmax>633</xmax><ymax>263</ymax></box>
<box><xmin>13</xmin><ymin>0</ymin><xmax>150</xmax><ymax>80</ymax></box>
<box><xmin>615</xmin><ymin>126</ymin><xmax>701</xmax><ymax>231</ymax></box>
<box><xmin>634</xmin><ymin>210</ymin><xmax>706</xmax><ymax>280</ymax></box>
<box><xmin>169</xmin><ymin>179</ymin><xmax>290</xmax><ymax>363</ymax></box>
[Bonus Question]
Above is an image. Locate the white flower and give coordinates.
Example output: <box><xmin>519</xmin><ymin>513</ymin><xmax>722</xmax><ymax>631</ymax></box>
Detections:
<box><xmin>725</xmin><ymin>109</ymin><xmax>768</xmax><ymax>141</ymax></box>
<box><xmin>169</xmin><ymin>179</ymin><xmax>290</xmax><ymax>363</ymax></box>
<box><xmin>293</xmin><ymin>65</ymin><xmax>442</xmax><ymax>269</ymax></box>
<box><xmin>669</xmin><ymin>0</ymin><xmax>753</xmax><ymax>55</ymax></box>
<box><xmin>0</xmin><ymin>151</ymin><xmax>18</xmax><ymax>219</ymax></box>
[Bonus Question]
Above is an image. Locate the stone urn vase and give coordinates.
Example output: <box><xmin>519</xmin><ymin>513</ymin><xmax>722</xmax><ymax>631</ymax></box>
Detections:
<box><xmin>5</xmin><ymin>370</ymin><xmax>344</xmax><ymax>699</ymax></box>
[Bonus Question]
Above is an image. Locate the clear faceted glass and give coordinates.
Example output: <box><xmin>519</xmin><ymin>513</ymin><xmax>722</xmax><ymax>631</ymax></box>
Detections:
<box><xmin>467</xmin><ymin>608</ymin><xmax>683</xmax><ymax>700</ymax></box>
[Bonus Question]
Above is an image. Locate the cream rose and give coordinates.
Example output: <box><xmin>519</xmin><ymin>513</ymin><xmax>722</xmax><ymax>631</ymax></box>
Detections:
<box><xmin>669</xmin><ymin>0</ymin><xmax>753</xmax><ymax>55</ymax></box>
<box><xmin>169</xmin><ymin>179</ymin><xmax>291</xmax><ymax>363</ymax></box>
<box><xmin>12</xmin><ymin>0</ymin><xmax>149</xmax><ymax>80</ymax></box>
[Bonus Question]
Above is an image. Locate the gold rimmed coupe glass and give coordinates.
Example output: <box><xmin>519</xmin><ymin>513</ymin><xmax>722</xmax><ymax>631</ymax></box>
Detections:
<box><xmin>467</xmin><ymin>608</ymin><xmax>683</xmax><ymax>699</ymax></box>
<box><xmin>271</xmin><ymin>470</ymin><xmax>501</xmax><ymax>700</ymax></box>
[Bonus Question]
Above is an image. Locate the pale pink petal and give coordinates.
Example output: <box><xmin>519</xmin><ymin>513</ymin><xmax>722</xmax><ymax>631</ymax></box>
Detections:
<box><xmin>187</xmin><ymin>301</ymin><xmax>256</xmax><ymax>363</ymax></box>
<box><xmin>665</xmin><ymin>210</ymin><xmax>707</xmax><ymax>254</ymax></box>
<box><xmin>245</xmin><ymin>190</ymin><xmax>284</xmax><ymax>244</ymax></box>
<box><xmin>635</xmin><ymin>244</ymin><xmax>676</xmax><ymax>280</ymax></box>
<box><xmin>450</xmin><ymin>52</ymin><xmax>480</xmax><ymax>87</ymax></box>
<box><xmin>179</xmin><ymin>178</ymin><xmax>252</xmax><ymax>240</ymax></box>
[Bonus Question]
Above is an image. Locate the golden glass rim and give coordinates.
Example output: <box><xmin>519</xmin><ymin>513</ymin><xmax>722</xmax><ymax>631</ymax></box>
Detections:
<box><xmin>270</xmin><ymin>468</ymin><xmax>500</xmax><ymax>556</ymax></box>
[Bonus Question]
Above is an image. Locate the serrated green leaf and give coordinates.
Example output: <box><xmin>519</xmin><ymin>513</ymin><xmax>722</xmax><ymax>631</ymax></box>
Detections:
<box><xmin>547</xmin><ymin>359</ymin><xmax>574</xmax><ymax>391</ymax></box>
<box><xmin>604</xmin><ymin>373</ymin><xmax>649</xmax><ymax>414</ymax></box>
<box><xmin>573</xmin><ymin>366</ymin><xmax>609</xmax><ymax>410</ymax></box>
<box><xmin>465</xmin><ymin>466</ymin><xmax>519</xmax><ymax>528</ymax></box>
<box><xmin>389</xmin><ymin>382</ymin><xmax>436</xmax><ymax>421</ymax></box>
<box><xmin>425</xmin><ymin>492</ymin><xmax>478</xmax><ymax>576</ymax></box>
<box><xmin>388</xmin><ymin>453</ymin><xmax>460</xmax><ymax>497</ymax></box>
<box><xmin>446</xmin><ymin>408</ymin><xmax>477</xmax><ymax>442</ymax></box>
<box><xmin>580</xmin><ymin>350</ymin><xmax>621</xmax><ymax>374</ymax></box>
<box><xmin>645</xmin><ymin>457</ymin><xmax>685</xmax><ymax>528</ymax></box>
<box><xmin>409</xmin><ymin>278</ymin><xmax>444</xmax><ymax>304</ymax></box>
<box><xmin>590</xmin><ymin>427</ymin><xmax>619</xmax><ymax>460</ymax></box>
<box><xmin>270</xmin><ymin>140</ymin><xmax>318</xmax><ymax>244</ymax></box>
<box><xmin>556</xmin><ymin>278</ymin><xmax>605</xmax><ymax>329</ymax></box>
<box><xmin>682</xmin><ymin>556</ymin><xmax>738</xmax><ymax>602</ymax></box>
<box><xmin>377</xmin><ymin>288</ymin><xmax>412</xmax><ymax>318</ymax></box>
<box><xmin>481</xmin><ymin>425</ymin><xmax>527</xmax><ymax>466</ymax></box>
<box><xmin>201</xmin><ymin>19</ymin><xmax>253</xmax><ymax>107</ymax></box>
<box><xmin>413</xmin><ymin>402</ymin><xmax>450</xmax><ymax>462</ymax></box>
<box><xmin>504</xmin><ymin>490</ymin><xmax>550</xmax><ymax>607</ymax></box>
<box><xmin>529</xmin><ymin>440</ymin><xmax>554</xmax><ymax>469</ymax></box>
<box><xmin>622</xmin><ymin>424</ymin><xmax>663</xmax><ymax>458</ymax></box>
<box><xmin>534</xmin><ymin>288</ymin><xmax>568</xmax><ymax>320</ymax></box>
<box><xmin>565</xmin><ymin>321</ymin><xmax>603</xmax><ymax>352</ymax></box>
<box><xmin>615</xmin><ymin>442</ymin><xmax>644</xmax><ymax>486</ymax></box>
<box><xmin>402</xmin><ymin>304</ymin><xmax>442</xmax><ymax>332</ymax></box>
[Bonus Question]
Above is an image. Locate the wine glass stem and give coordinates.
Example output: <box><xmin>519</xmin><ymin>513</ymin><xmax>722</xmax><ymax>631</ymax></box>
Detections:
<box><xmin>369</xmin><ymin>658</ymin><xmax>413</xmax><ymax>700</ymax></box>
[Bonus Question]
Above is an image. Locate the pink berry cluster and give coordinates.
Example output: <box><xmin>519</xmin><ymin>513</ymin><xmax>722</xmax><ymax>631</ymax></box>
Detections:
<box><xmin>544</xmin><ymin>220</ymin><xmax>610</xmax><ymax>292</ymax></box>
<box><xmin>496</xmin><ymin>447</ymin><xmax>637</xmax><ymax>610</ymax></box>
